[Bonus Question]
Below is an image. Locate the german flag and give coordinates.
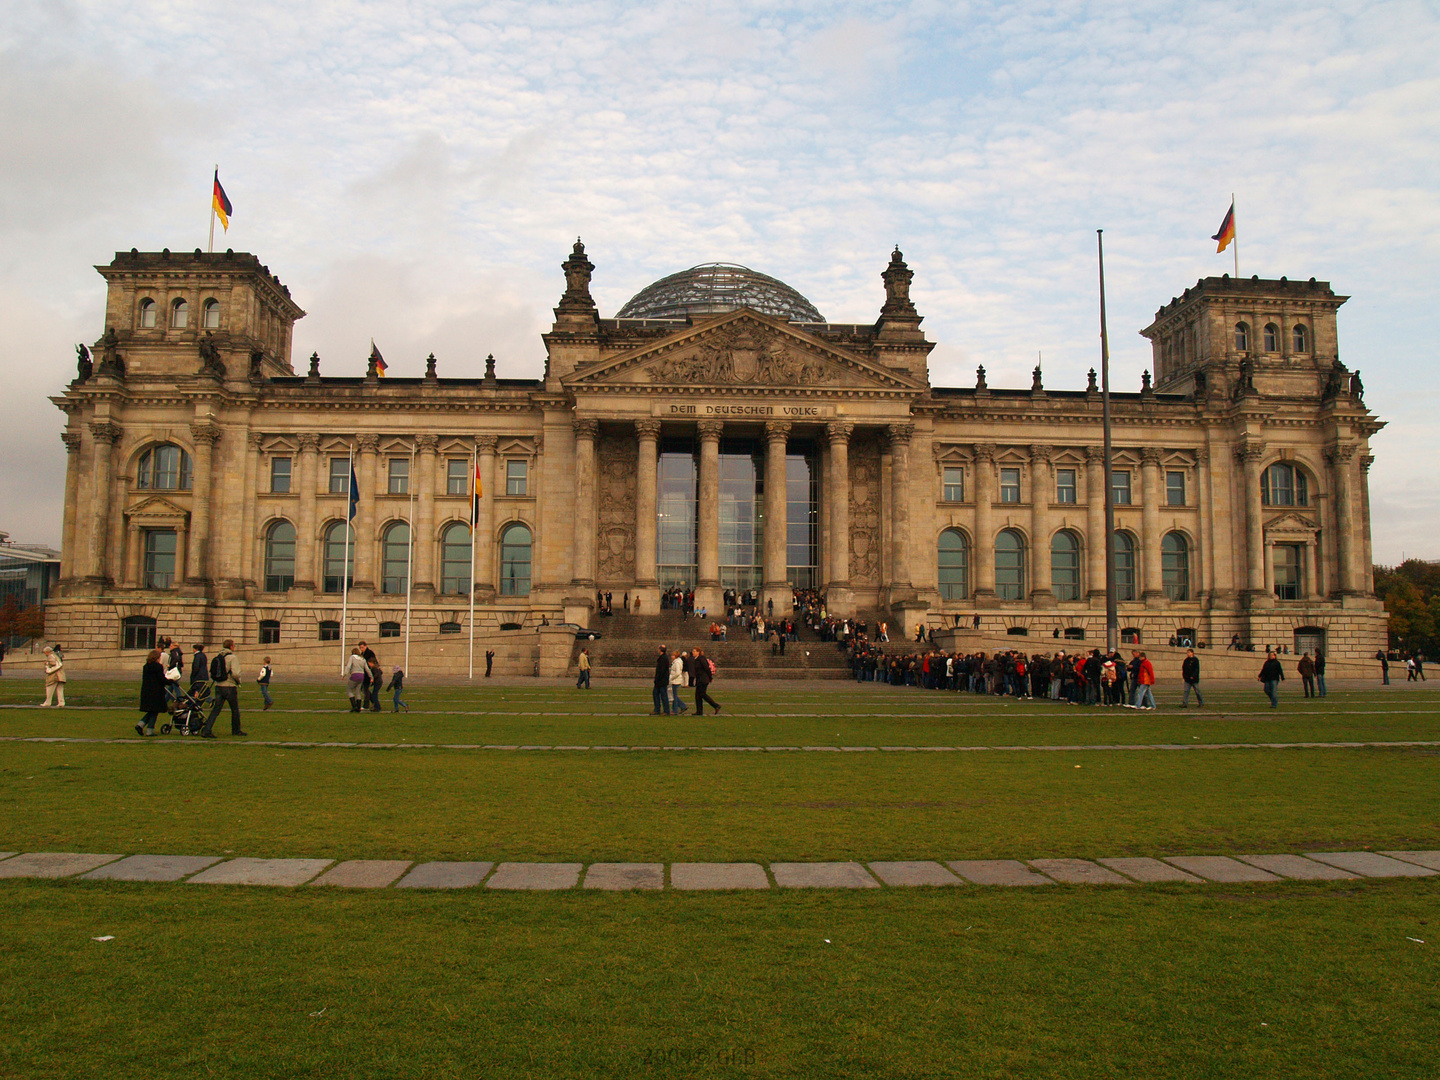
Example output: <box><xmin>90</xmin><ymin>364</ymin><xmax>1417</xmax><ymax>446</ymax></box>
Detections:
<box><xmin>370</xmin><ymin>341</ymin><xmax>388</xmax><ymax>377</ymax></box>
<box><xmin>472</xmin><ymin>459</ymin><xmax>483</xmax><ymax>529</ymax></box>
<box><xmin>212</xmin><ymin>170</ymin><xmax>233</xmax><ymax>232</ymax></box>
<box><xmin>1212</xmin><ymin>201</ymin><xmax>1235</xmax><ymax>253</ymax></box>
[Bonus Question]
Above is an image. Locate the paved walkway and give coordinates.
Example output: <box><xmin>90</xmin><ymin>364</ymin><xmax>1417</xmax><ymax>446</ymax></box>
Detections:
<box><xmin>0</xmin><ymin>849</ymin><xmax>1435</xmax><ymax>890</ymax></box>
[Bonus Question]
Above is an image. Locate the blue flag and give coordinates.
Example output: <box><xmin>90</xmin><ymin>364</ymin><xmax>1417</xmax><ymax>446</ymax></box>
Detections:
<box><xmin>348</xmin><ymin>465</ymin><xmax>359</xmax><ymax>522</ymax></box>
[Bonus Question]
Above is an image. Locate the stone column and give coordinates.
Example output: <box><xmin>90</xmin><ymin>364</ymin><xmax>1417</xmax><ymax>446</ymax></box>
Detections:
<box><xmin>475</xmin><ymin>435</ymin><xmax>497</xmax><ymax>595</ymax></box>
<box><xmin>86</xmin><ymin>422</ymin><xmax>121</xmax><ymax>582</ymax></box>
<box><xmin>1084</xmin><ymin>446</ymin><xmax>1106</xmax><ymax>599</ymax></box>
<box><xmin>973</xmin><ymin>442</ymin><xmax>995</xmax><ymax>598</ymax></box>
<box><xmin>826</xmin><ymin>422</ymin><xmax>853</xmax><ymax>589</ymax></box>
<box><xmin>887</xmin><ymin>424</ymin><xmax>914</xmax><ymax>590</ymax></box>
<box><xmin>1140</xmin><ymin>446</ymin><xmax>1164</xmax><ymax>600</ymax></box>
<box><xmin>1196</xmin><ymin>446</ymin><xmax>1213</xmax><ymax>604</ymax></box>
<box><xmin>1206</xmin><ymin>432</ymin><xmax>1235</xmax><ymax>599</ymax></box>
<box><xmin>60</xmin><ymin>432</ymin><xmax>82</xmax><ymax>582</ymax></box>
<box><xmin>185</xmin><ymin>423</ymin><xmax>221</xmax><ymax>584</ymax></box>
<box><xmin>634</xmin><ymin>420</ymin><xmax>661</xmax><ymax>590</ymax></box>
<box><xmin>126</xmin><ymin>519</ymin><xmax>142</xmax><ymax>587</ymax></box>
<box><xmin>1237</xmin><ymin>440</ymin><xmax>1266</xmax><ymax>597</ymax></box>
<box><xmin>294</xmin><ymin>433</ymin><xmax>320</xmax><ymax>592</ymax></box>
<box><xmin>1304</xmin><ymin>538</ymin><xmax>1320</xmax><ymax>601</ymax></box>
<box><xmin>571</xmin><ymin>419</ymin><xmax>598</xmax><ymax>587</ymax></box>
<box><xmin>413</xmin><ymin>434</ymin><xmax>437</xmax><ymax>598</ymax></box>
<box><xmin>1360</xmin><ymin>454</ymin><xmax>1375</xmax><ymax>595</ymax></box>
<box><xmin>174</xmin><ymin>522</ymin><xmax>188</xmax><ymax>589</ymax></box>
<box><xmin>239</xmin><ymin>432</ymin><xmax>263</xmax><ymax>588</ymax></box>
<box><xmin>352</xmin><ymin>433</ymin><xmax>379</xmax><ymax>591</ymax></box>
<box><xmin>762</xmin><ymin>420</ymin><xmax>791</xmax><ymax>607</ymax></box>
<box><xmin>696</xmin><ymin>420</ymin><xmax>723</xmax><ymax>609</ymax></box>
<box><xmin>1263</xmin><ymin>539</ymin><xmax>1275</xmax><ymax>596</ymax></box>
<box><xmin>1030</xmin><ymin>444</ymin><xmax>1053</xmax><ymax>602</ymax></box>
<box><xmin>1327</xmin><ymin>443</ymin><xmax>1358</xmax><ymax>596</ymax></box>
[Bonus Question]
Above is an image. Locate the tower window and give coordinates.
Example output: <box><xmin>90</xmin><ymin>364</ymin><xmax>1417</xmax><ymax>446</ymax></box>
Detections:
<box><xmin>1264</xmin><ymin>323</ymin><xmax>1279</xmax><ymax>352</ymax></box>
<box><xmin>202</xmin><ymin>298</ymin><xmax>220</xmax><ymax>329</ymax></box>
<box><xmin>1235</xmin><ymin>322</ymin><xmax>1249</xmax><ymax>351</ymax></box>
<box><xmin>171</xmin><ymin>298</ymin><xmax>189</xmax><ymax>328</ymax></box>
<box><xmin>139</xmin><ymin>298</ymin><xmax>156</xmax><ymax>328</ymax></box>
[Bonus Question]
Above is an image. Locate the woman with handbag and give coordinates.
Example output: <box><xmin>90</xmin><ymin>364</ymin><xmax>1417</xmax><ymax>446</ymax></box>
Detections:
<box><xmin>345</xmin><ymin>647</ymin><xmax>368</xmax><ymax>712</ymax></box>
<box><xmin>135</xmin><ymin>649</ymin><xmax>168</xmax><ymax>736</ymax></box>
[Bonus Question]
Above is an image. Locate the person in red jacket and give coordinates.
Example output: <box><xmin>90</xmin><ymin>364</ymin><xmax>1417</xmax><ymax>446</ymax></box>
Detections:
<box><xmin>1134</xmin><ymin>651</ymin><xmax>1157</xmax><ymax>710</ymax></box>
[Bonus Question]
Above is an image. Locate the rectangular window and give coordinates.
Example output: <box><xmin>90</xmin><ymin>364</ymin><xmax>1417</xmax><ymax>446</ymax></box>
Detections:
<box><xmin>318</xmin><ymin>621</ymin><xmax>341</xmax><ymax>642</ymax></box>
<box><xmin>270</xmin><ymin>457</ymin><xmax>292</xmax><ymax>494</ymax></box>
<box><xmin>329</xmin><ymin>457</ymin><xmax>351</xmax><ymax>494</ymax></box>
<box><xmin>505</xmin><ymin>459</ymin><xmax>528</xmax><ymax>496</ymax></box>
<box><xmin>1274</xmin><ymin>543</ymin><xmax>1302</xmax><ymax>601</ymax></box>
<box><xmin>258</xmin><ymin>620</ymin><xmax>281</xmax><ymax>645</ymax></box>
<box><xmin>388</xmin><ymin>457</ymin><xmax>409</xmax><ymax>495</ymax></box>
<box><xmin>447</xmin><ymin>459</ymin><xmax>469</xmax><ymax>496</ymax></box>
<box><xmin>999</xmin><ymin>467</ymin><xmax>1021</xmax><ymax>503</ymax></box>
<box><xmin>143</xmin><ymin>529</ymin><xmax>177</xmax><ymax>589</ymax></box>
<box><xmin>942</xmin><ymin>466</ymin><xmax>964</xmax><ymax>503</ymax></box>
<box><xmin>1112</xmin><ymin>470</ymin><xmax>1132</xmax><ymax>505</ymax></box>
<box><xmin>1055</xmin><ymin>468</ymin><xmax>1077</xmax><ymax>504</ymax></box>
<box><xmin>1166</xmin><ymin>470</ymin><xmax>1186</xmax><ymax>507</ymax></box>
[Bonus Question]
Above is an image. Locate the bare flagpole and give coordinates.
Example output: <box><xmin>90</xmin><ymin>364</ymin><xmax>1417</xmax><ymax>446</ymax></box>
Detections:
<box><xmin>207</xmin><ymin>164</ymin><xmax>217</xmax><ymax>254</ymax></box>
<box><xmin>404</xmin><ymin>440</ymin><xmax>415</xmax><ymax>679</ymax></box>
<box><xmin>1231</xmin><ymin>192</ymin><xmax>1239</xmax><ymax>278</ymax></box>
<box><xmin>340</xmin><ymin>443</ymin><xmax>354</xmax><ymax>675</ymax></box>
<box><xmin>468</xmin><ymin>441</ymin><xmax>478</xmax><ymax>680</ymax></box>
<box><xmin>1098</xmin><ymin>230</ymin><xmax>1118</xmax><ymax>655</ymax></box>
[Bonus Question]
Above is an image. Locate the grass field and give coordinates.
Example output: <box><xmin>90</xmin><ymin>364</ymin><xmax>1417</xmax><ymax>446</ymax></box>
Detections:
<box><xmin>2</xmin><ymin>679</ymin><xmax>1437</xmax><ymax>1077</ymax></box>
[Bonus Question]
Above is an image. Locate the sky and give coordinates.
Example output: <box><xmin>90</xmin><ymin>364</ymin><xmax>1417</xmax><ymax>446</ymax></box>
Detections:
<box><xmin>2</xmin><ymin>0</ymin><xmax>1437</xmax><ymax>562</ymax></box>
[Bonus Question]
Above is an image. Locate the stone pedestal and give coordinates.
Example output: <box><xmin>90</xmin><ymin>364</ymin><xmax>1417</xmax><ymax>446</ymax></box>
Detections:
<box><xmin>537</xmin><ymin>625</ymin><xmax>577</xmax><ymax>678</ymax></box>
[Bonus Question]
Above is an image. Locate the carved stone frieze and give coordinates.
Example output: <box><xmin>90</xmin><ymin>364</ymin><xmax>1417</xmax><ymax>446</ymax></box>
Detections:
<box><xmin>596</xmin><ymin>432</ymin><xmax>637</xmax><ymax>582</ymax></box>
<box><xmin>848</xmin><ymin>433</ymin><xmax>883</xmax><ymax>586</ymax></box>
<box><xmin>643</xmin><ymin>323</ymin><xmax>843</xmax><ymax>386</ymax></box>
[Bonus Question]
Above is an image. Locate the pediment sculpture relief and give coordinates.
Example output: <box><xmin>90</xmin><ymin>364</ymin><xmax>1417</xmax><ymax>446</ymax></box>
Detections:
<box><xmin>643</xmin><ymin>325</ymin><xmax>843</xmax><ymax>386</ymax></box>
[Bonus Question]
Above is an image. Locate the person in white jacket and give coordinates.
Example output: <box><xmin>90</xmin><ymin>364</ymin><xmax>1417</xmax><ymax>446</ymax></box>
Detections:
<box><xmin>668</xmin><ymin>651</ymin><xmax>689</xmax><ymax>715</ymax></box>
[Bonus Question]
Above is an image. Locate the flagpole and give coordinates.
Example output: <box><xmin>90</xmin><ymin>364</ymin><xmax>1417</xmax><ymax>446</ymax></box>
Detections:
<box><xmin>208</xmin><ymin>165</ymin><xmax>217</xmax><ymax>254</ymax></box>
<box><xmin>468</xmin><ymin>441</ymin><xmax>477</xmax><ymax>680</ymax></box>
<box><xmin>1098</xmin><ymin>229</ymin><xmax>1118</xmax><ymax>656</ymax></box>
<box><xmin>404</xmin><ymin>441</ymin><xmax>415</xmax><ymax>679</ymax></box>
<box><xmin>1231</xmin><ymin>192</ymin><xmax>1239</xmax><ymax>278</ymax></box>
<box><xmin>340</xmin><ymin>444</ymin><xmax>353</xmax><ymax>676</ymax></box>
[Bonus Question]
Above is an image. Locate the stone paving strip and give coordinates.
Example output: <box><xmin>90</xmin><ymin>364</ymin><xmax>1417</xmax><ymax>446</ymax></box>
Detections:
<box><xmin>1</xmin><ymin>850</ymin><xmax>1436</xmax><ymax>889</ymax></box>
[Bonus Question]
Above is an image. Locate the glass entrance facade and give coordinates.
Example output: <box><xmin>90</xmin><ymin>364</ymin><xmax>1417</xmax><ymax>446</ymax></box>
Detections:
<box><xmin>657</xmin><ymin>447</ymin><xmax>697</xmax><ymax>588</ymax></box>
<box><xmin>786</xmin><ymin>450</ymin><xmax>819</xmax><ymax>589</ymax></box>
<box><xmin>719</xmin><ymin>443</ymin><xmax>763</xmax><ymax>592</ymax></box>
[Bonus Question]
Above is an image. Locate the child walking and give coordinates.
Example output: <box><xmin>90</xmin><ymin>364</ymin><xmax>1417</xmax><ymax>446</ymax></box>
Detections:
<box><xmin>257</xmin><ymin>657</ymin><xmax>274</xmax><ymax>710</ymax></box>
<box><xmin>386</xmin><ymin>666</ymin><xmax>408</xmax><ymax>713</ymax></box>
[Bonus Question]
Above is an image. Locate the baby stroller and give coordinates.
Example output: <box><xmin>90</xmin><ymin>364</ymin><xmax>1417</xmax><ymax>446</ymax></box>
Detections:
<box><xmin>162</xmin><ymin>682</ymin><xmax>213</xmax><ymax>736</ymax></box>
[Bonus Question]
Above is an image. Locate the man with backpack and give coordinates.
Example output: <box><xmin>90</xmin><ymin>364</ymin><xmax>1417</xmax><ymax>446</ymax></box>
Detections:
<box><xmin>200</xmin><ymin>638</ymin><xmax>246</xmax><ymax>738</ymax></box>
<box><xmin>690</xmin><ymin>646</ymin><xmax>721</xmax><ymax>716</ymax></box>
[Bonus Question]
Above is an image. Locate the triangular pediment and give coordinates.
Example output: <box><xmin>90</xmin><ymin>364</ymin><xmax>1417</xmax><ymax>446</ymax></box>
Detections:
<box><xmin>1264</xmin><ymin>510</ymin><xmax>1318</xmax><ymax>535</ymax></box>
<box><xmin>566</xmin><ymin>310</ymin><xmax>922</xmax><ymax>393</ymax></box>
<box><xmin>125</xmin><ymin>495</ymin><xmax>190</xmax><ymax>525</ymax></box>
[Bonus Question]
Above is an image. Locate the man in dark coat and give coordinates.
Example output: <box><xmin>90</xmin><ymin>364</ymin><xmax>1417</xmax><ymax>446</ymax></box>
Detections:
<box><xmin>190</xmin><ymin>644</ymin><xmax>208</xmax><ymax>692</ymax></box>
<box><xmin>652</xmin><ymin>644</ymin><xmax>671</xmax><ymax>715</ymax></box>
<box><xmin>1297</xmin><ymin>653</ymin><xmax>1316</xmax><ymax>698</ymax></box>
<box><xmin>691</xmin><ymin>647</ymin><xmax>720</xmax><ymax>716</ymax></box>
<box><xmin>1180</xmin><ymin>648</ymin><xmax>1204</xmax><ymax>708</ymax></box>
<box><xmin>1259</xmin><ymin>651</ymin><xmax>1285</xmax><ymax>708</ymax></box>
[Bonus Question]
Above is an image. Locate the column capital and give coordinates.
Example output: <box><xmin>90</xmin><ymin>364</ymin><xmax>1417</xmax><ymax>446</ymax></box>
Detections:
<box><xmin>887</xmin><ymin>422</ymin><xmax>914</xmax><ymax>446</ymax></box>
<box><xmin>697</xmin><ymin>419</ymin><xmax>724</xmax><ymax>441</ymax></box>
<box><xmin>475</xmin><ymin>434</ymin><xmax>498</xmax><ymax>453</ymax></box>
<box><xmin>1084</xmin><ymin>445</ymin><xmax>1105</xmax><ymax>464</ymax></box>
<box><xmin>1360</xmin><ymin>453</ymin><xmax>1374</xmax><ymax>473</ymax></box>
<box><xmin>1195</xmin><ymin>445</ymin><xmax>1210</xmax><ymax>466</ymax></box>
<box><xmin>61</xmin><ymin>431</ymin><xmax>82</xmax><ymax>454</ymax></box>
<box><xmin>973</xmin><ymin>441</ymin><xmax>995</xmax><ymax>463</ymax></box>
<box><xmin>1140</xmin><ymin>446</ymin><xmax>1163</xmax><ymax>467</ymax></box>
<box><xmin>825</xmin><ymin>420</ymin><xmax>854</xmax><ymax>445</ymax></box>
<box><xmin>1030</xmin><ymin>443</ymin><xmax>1053</xmax><ymax>465</ymax></box>
<box><xmin>572</xmin><ymin>417</ymin><xmax>600</xmax><ymax>441</ymax></box>
<box><xmin>247</xmin><ymin>431</ymin><xmax>265</xmax><ymax>451</ymax></box>
<box><xmin>1234</xmin><ymin>438</ymin><xmax>1265</xmax><ymax>464</ymax></box>
<box><xmin>190</xmin><ymin>422</ymin><xmax>222</xmax><ymax>446</ymax></box>
<box><xmin>415</xmin><ymin>433</ymin><xmax>439</xmax><ymax>453</ymax></box>
<box><xmin>356</xmin><ymin>433</ymin><xmax>380</xmax><ymax>453</ymax></box>
<box><xmin>1325</xmin><ymin>442</ymin><xmax>1358</xmax><ymax>465</ymax></box>
<box><xmin>298</xmin><ymin>432</ymin><xmax>321</xmax><ymax>453</ymax></box>
<box><xmin>764</xmin><ymin>420</ymin><xmax>791</xmax><ymax>444</ymax></box>
<box><xmin>89</xmin><ymin>421</ymin><xmax>122</xmax><ymax>445</ymax></box>
<box><xmin>634</xmin><ymin>419</ymin><xmax>663</xmax><ymax>441</ymax></box>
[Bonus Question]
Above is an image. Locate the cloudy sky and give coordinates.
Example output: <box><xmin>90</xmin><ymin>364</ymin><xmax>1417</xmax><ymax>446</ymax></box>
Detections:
<box><xmin>3</xmin><ymin>0</ymin><xmax>1437</xmax><ymax>561</ymax></box>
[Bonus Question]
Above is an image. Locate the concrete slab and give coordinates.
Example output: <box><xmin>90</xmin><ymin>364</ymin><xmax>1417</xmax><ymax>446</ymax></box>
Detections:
<box><xmin>1305</xmin><ymin>851</ymin><xmax>1438</xmax><ymax>878</ymax></box>
<box><xmin>394</xmin><ymin>861</ymin><xmax>493</xmax><ymax>889</ymax></box>
<box><xmin>670</xmin><ymin>862</ymin><xmax>770</xmax><ymax>890</ymax></box>
<box><xmin>1029</xmin><ymin>858</ymin><xmax>1132</xmax><ymax>885</ymax></box>
<box><xmin>1163</xmin><ymin>856</ymin><xmax>1280</xmax><ymax>883</ymax></box>
<box><xmin>772</xmin><ymin>862</ymin><xmax>880</xmax><ymax>889</ymax></box>
<box><xmin>1098</xmin><ymin>857</ymin><xmax>1204</xmax><ymax>883</ymax></box>
<box><xmin>947</xmin><ymin>860</ymin><xmax>1054</xmax><ymax>887</ymax></box>
<box><xmin>1382</xmin><ymin>851</ymin><xmax>1440</xmax><ymax>872</ymax></box>
<box><xmin>868</xmin><ymin>861</ymin><xmax>962</xmax><ymax>887</ymax></box>
<box><xmin>0</xmin><ymin>852</ymin><xmax>124</xmax><ymax>879</ymax></box>
<box><xmin>1236</xmin><ymin>854</ymin><xmax>1357</xmax><ymax>880</ymax></box>
<box><xmin>583</xmin><ymin>863</ymin><xmax>664</xmax><ymax>890</ymax></box>
<box><xmin>83</xmin><ymin>855</ymin><xmax>223</xmax><ymax>882</ymax></box>
<box><xmin>486</xmin><ymin>862</ymin><xmax>582</xmax><ymax>890</ymax></box>
<box><xmin>186</xmin><ymin>858</ymin><xmax>333</xmax><ymax>886</ymax></box>
<box><xmin>310</xmin><ymin>860</ymin><xmax>413</xmax><ymax>888</ymax></box>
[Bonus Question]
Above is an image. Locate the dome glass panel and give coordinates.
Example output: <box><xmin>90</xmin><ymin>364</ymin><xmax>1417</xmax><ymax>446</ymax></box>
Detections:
<box><xmin>616</xmin><ymin>263</ymin><xmax>824</xmax><ymax>323</ymax></box>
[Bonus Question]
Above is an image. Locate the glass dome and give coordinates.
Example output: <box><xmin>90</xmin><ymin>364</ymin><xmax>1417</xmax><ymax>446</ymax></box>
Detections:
<box><xmin>616</xmin><ymin>263</ymin><xmax>825</xmax><ymax>323</ymax></box>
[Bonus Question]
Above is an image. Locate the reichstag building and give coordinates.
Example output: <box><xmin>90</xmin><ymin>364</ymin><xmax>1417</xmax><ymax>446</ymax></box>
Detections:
<box><xmin>48</xmin><ymin>241</ymin><xmax>1387</xmax><ymax>665</ymax></box>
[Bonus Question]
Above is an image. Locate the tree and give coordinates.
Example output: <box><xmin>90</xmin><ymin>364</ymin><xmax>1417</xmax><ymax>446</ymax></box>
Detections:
<box><xmin>1375</xmin><ymin>560</ymin><xmax>1440</xmax><ymax>655</ymax></box>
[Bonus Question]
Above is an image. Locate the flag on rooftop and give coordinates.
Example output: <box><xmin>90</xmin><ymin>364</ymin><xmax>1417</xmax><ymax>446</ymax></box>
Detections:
<box><xmin>212</xmin><ymin>170</ymin><xmax>232</xmax><ymax>232</ymax></box>
<box><xmin>1212</xmin><ymin>201</ymin><xmax>1236</xmax><ymax>253</ymax></box>
<box><xmin>370</xmin><ymin>341</ymin><xmax>388</xmax><ymax>377</ymax></box>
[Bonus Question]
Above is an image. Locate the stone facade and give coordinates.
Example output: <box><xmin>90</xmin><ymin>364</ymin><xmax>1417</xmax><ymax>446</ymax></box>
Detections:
<box><xmin>47</xmin><ymin>245</ymin><xmax>1387</xmax><ymax>669</ymax></box>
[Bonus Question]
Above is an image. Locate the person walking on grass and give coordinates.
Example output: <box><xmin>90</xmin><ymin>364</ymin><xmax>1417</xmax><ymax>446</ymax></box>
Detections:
<box><xmin>669</xmin><ymin>650</ymin><xmax>689</xmax><ymax>714</ymax></box>
<box><xmin>41</xmin><ymin>646</ymin><xmax>65</xmax><ymax>707</ymax></box>
<box><xmin>691</xmin><ymin>646</ymin><xmax>720</xmax><ymax>716</ymax></box>
<box><xmin>386</xmin><ymin>666</ymin><xmax>408</xmax><ymax>713</ymax></box>
<box><xmin>346</xmin><ymin>647</ymin><xmax>368</xmax><ymax>712</ymax></box>
<box><xmin>576</xmin><ymin>647</ymin><xmax>591</xmax><ymax>690</ymax></box>
<box><xmin>1133</xmin><ymin>651</ymin><xmax>1156</xmax><ymax>710</ymax></box>
<box><xmin>199</xmin><ymin>639</ymin><xmax>246</xmax><ymax>738</ymax></box>
<box><xmin>190</xmin><ymin>644</ymin><xmax>208</xmax><ymax>695</ymax></box>
<box><xmin>257</xmin><ymin>656</ymin><xmax>274</xmax><ymax>710</ymax></box>
<box><xmin>134</xmin><ymin>648</ymin><xmax>167</xmax><ymax>736</ymax></box>
<box><xmin>1259</xmin><ymin>650</ymin><xmax>1285</xmax><ymax>709</ymax></box>
<box><xmin>1180</xmin><ymin>648</ymin><xmax>1204</xmax><ymax>708</ymax></box>
<box><xmin>652</xmin><ymin>644</ymin><xmax>671</xmax><ymax>715</ymax></box>
<box><xmin>1298</xmin><ymin>653</ymin><xmax>1316</xmax><ymax>698</ymax></box>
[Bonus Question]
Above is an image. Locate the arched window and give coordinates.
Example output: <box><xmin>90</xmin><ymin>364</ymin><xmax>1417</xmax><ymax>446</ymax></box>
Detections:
<box><xmin>139</xmin><ymin>298</ymin><xmax>156</xmax><ymax>328</ymax></box>
<box><xmin>1264</xmin><ymin>323</ymin><xmax>1279</xmax><ymax>352</ymax></box>
<box><xmin>323</xmin><ymin>521</ymin><xmax>354</xmax><ymax>594</ymax></box>
<box><xmin>264</xmin><ymin>520</ymin><xmax>296</xmax><ymax>592</ymax></box>
<box><xmin>381</xmin><ymin>522</ymin><xmax>410</xmax><ymax>594</ymax></box>
<box><xmin>171</xmin><ymin>298</ymin><xmax>189</xmax><ymax>328</ymax></box>
<box><xmin>440</xmin><ymin>523</ymin><xmax>472</xmax><ymax>594</ymax></box>
<box><xmin>1161</xmin><ymin>532</ymin><xmax>1190</xmax><ymax>601</ymax></box>
<box><xmin>122</xmin><ymin>615</ymin><xmax>157</xmax><ymax>650</ymax></box>
<box><xmin>1113</xmin><ymin>531</ymin><xmax>1137</xmax><ymax>601</ymax></box>
<box><xmin>995</xmin><ymin>528</ymin><xmax>1026</xmax><ymax>601</ymax></box>
<box><xmin>1050</xmin><ymin>530</ymin><xmax>1081</xmax><ymax>601</ymax></box>
<box><xmin>136</xmin><ymin>444</ymin><xmax>193</xmax><ymax>490</ymax></box>
<box><xmin>1261</xmin><ymin>463</ymin><xmax>1309</xmax><ymax>507</ymax></box>
<box><xmin>938</xmin><ymin>529</ymin><xmax>969</xmax><ymax>601</ymax></box>
<box><xmin>1292</xmin><ymin>323</ymin><xmax>1308</xmax><ymax>352</ymax></box>
<box><xmin>202</xmin><ymin>298</ymin><xmax>220</xmax><ymax>329</ymax></box>
<box><xmin>1234</xmin><ymin>322</ymin><xmax>1249</xmax><ymax>351</ymax></box>
<box><xmin>499</xmin><ymin>522</ymin><xmax>532</xmax><ymax>596</ymax></box>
